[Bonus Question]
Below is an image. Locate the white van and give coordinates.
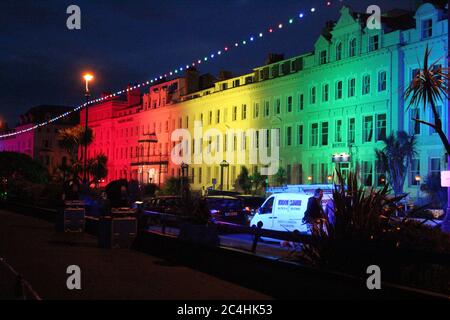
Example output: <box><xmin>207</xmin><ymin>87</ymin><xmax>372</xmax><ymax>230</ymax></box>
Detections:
<box><xmin>250</xmin><ymin>193</ymin><xmax>312</xmax><ymax>233</ymax></box>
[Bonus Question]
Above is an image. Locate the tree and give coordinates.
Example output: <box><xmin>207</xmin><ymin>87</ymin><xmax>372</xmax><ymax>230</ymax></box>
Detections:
<box><xmin>404</xmin><ymin>44</ymin><xmax>449</xmax><ymax>156</ymax></box>
<box><xmin>274</xmin><ymin>167</ymin><xmax>287</xmax><ymax>187</ymax></box>
<box><xmin>87</xmin><ymin>153</ymin><xmax>108</xmax><ymax>187</ymax></box>
<box><xmin>0</xmin><ymin>152</ymin><xmax>49</xmax><ymax>184</ymax></box>
<box><xmin>57</xmin><ymin>125</ymin><xmax>103</xmax><ymax>186</ymax></box>
<box><xmin>421</xmin><ymin>173</ymin><xmax>448</xmax><ymax>210</ymax></box>
<box><xmin>376</xmin><ymin>131</ymin><xmax>417</xmax><ymax>196</ymax></box>
<box><xmin>236</xmin><ymin>166</ymin><xmax>252</xmax><ymax>194</ymax></box>
<box><xmin>250</xmin><ymin>171</ymin><xmax>267</xmax><ymax>195</ymax></box>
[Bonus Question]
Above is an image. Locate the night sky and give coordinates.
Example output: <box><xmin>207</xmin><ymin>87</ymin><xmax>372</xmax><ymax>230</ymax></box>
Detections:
<box><xmin>1</xmin><ymin>0</ymin><xmax>418</xmax><ymax>126</ymax></box>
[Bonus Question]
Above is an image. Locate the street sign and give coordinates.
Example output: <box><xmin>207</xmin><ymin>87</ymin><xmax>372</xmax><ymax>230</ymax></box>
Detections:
<box><xmin>441</xmin><ymin>171</ymin><xmax>450</xmax><ymax>187</ymax></box>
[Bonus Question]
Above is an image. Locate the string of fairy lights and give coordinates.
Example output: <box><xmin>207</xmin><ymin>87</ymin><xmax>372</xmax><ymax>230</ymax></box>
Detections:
<box><xmin>0</xmin><ymin>1</ymin><xmax>337</xmax><ymax>139</ymax></box>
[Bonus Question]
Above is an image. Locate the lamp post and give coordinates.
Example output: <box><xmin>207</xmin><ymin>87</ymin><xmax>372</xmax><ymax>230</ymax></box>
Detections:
<box><xmin>82</xmin><ymin>73</ymin><xmax>93</xmax><ymax>186</ymax></box>
<box><xmin>415</xmin><ymin>175</ymin><xmax>421</xmax><ymax>203</ymax></box>
<box><xmin>220</xmin><ymin>160</ymin><xmax>229</xmax><ymax>191</ymax></box>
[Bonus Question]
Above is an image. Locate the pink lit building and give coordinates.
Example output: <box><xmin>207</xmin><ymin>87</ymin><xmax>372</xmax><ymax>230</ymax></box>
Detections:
<box><xmin>0</xmin><ymin>105</ymin><xmax>79</xmax><ymax>174</ymax></box>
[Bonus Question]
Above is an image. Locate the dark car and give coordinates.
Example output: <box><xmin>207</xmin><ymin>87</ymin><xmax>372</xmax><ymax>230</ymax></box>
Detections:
<box><xmin>140</xmin><ymin>196</ymin><xmax>186</xmax><ymax>229</ymax></box>
<box><xmin>144</xmin><ymin>196</ymin><xmax>184</xmax><ymax>216</ymax></box>
<box><xmin>204</xmin><ymin>196</ymin><xmax>248</xmax><ymax>225</ymax></box>
<box><xmin>236</xmin><ymin>195</ymin><xmax>266</xmax><ymax>213</ymax></box>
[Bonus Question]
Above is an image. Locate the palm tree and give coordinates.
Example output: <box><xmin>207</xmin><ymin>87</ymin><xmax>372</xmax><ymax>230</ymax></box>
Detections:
<box><xmin>274</xmin><ymin>167</ymin><xmax>287</xmax><ymax>187</ymax></box>
<box><xmin>58</xmin><ymin>125</ymin><xmax>95</xmax><ymax>184</ymax></box>
<box><xmin>236</xmin><ymin>166</ymin><xmax>252</xmax><ymax>194</ymax></box>
<box><xmin>58</xmin><ymin>125</ymin><xmax>93</xmax><ymax>162</ymax></box>
<box><xmin>250</xmin><ymin>171</ymin><xmax>266</xmax><ymax>195</ymax></box>
<box><xmin>375</xmin><ymin>131</ymin><xmax>417</xmax><ymax>196</ymax></box>
<box><xmin>88</xmin><ymin>153</ymin><xmax>108</xmax><ymax>187</ymax></box>
<box><xmin>404</xmin><ymin>44</ymin><xmax>449</xmax><ymax>155</ymax></box>
<box><xmin>404</xmin><ymin>44</ymin><xmax>450</xmax><ymax>231</ymax></box>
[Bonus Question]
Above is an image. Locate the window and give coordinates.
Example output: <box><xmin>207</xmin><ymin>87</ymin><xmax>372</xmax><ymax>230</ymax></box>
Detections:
<box><xmin>322</xmin><ymin>84</ymin><xmax>329</xmax><ymax>102</ymax></box>
<box><xmin>410</xmin><ymin>159</ymin><xmax>420</xmax><ymax>186</ymax></box>
<box><xmin>287</xmin><ymin>96</ymin><xmax>293</xmax><ymax>112</ymax></box>
<box><xmin>410</xmin><ymin>108</ymin><xmax>420</xmax><ymax>135</ymax></box>
<box><xmin>264</xmin><ymin>101</ymin><xmax>270</xmax><ymax>117</ymax></box>
<box><xmin>209</xmin><ymin>111</ymin><xmax>213</xmax><ymax>125</ymax></box>
<box><xmin>348</xmin><ymin>78</ymin><xmax>356</xmax><ymax>97</ymax></box>
<box><xmin>310</xmin><ymin>87</ymin><xmax>316</xmax><ymax>104</ymax></box>
<box><xmin>335</xmin><ymin>120</ymin><xmax>343</xmax><ymax>143</ymax></box>
<box><xmin>241</xmin><ymin>104</ymin><xmax>247</xmax><ymax>120</ymax></box>
<box><xmin>362</xmin><ymin>75</ymin><xmax>371</xmax><ymax>95</ymax></box>
<box><xmin>369</xmin><ymin>35</ymin><xmax>379</xmax><ymax>51</ymax></box>
<box><xmin>287</xmin><ymin>127</ymin><xmax>292</xmax><ymax>146</ymax></box>
<box><xmin>299</xmin><ymin>94</ymin><xmax>304</xmax><ymax>110</ymax></box>
<box><xmin>252</xmin><ymin>103</ymin><xmax>259</xmax><ymax>119</ymax></box>
<box><xmin>362</xmin><ymin>161</ymin><xmax>373</xmax><ymax>187</ymax></box>
<box><xmin>376</xmin><ymin>114</ymin><xmax>387</xmax><ymax>141</ymax></box>
<box><xmin>260</xmin><ymin>197</ymin><xmax>274</xmax><ymax>215</ymax></box>
<box><xmin>233</xmin><ymin>79</ymin><xmax>240</xmax><ymax>87</ymax></box>
<box><xmin>311</xmin><ymin>123</ymin><xmax>319</xmax><ymax>147</ymax></box>
<box><xmin>378</xmin><ymin>71</ymin><xmax>387</xmax><ymax>92</ymax></box>
<box><xmin>363</xmin><ymin>116</ymin><xmax>374</xmax><ymax>143</ymax></box>
<box><xmin>272</xmin><ymin>65</ymin><xmax>279</xmax><ymax>78</ymax></box>
<box><xmin>430</xmin><ymin>158</ymin><xmax>441</xmax><ymax>179</ymax></box>
<box><xmin>275</xmin><ymin>99</ymin><xmax>281</xmax><ymax>114</ymax></box>
<box><xmin>320</xmin><ymin>50</ymin><xmax>327</xmax><ymax>64</ymax></box>
<box><xmin>216</xmin><ymin>110</ymin><xmax>220</xmax><ymax>124</ymax></box>
<box><xmin>298</xmin><ymin>125</ymin><xmax>304</xmax><ymax>145</ymax></box>
<box><xmin>422</xmin><ymin>19</ymin><xmax>432</xmax><ymax>39</ymax></box>
<box><xmin>349</xmin><ymin>38</ymin><xmax>357</xmax><ymax>57</ymax></box>
<box><xmin>336</xmin><ymin>42</ymin><xmax>342</xmax><ymax>61</ymax></box>
<box><xmin>348</xmin><ymin>118</ymin><xmax>356</xmax><ymax>144</ymax></box>
<box><xmin>232</xmin><ymin>106</ymin><xmax>238</xmax><ymax>121</ymax></box>
<box><xmin>321</xmin><ymin>122</ymin><xmax>329</xmax><ymax>146</ymax></box>
<box><xmin>335</xmin><ymin>81</ymin><xmax>343</xmax><ymax>100</ymax></box>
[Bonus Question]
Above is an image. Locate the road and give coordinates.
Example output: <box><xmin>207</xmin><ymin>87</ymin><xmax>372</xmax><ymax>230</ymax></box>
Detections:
<box><xmin>0</xmin><ymin>209</ymin><xmax>271</xmax><ymax>300</ymax></box>
<box><xmin>147</xmin><ymin>226</ymin><xmax>298</xmax><ymax>260</ymax></box>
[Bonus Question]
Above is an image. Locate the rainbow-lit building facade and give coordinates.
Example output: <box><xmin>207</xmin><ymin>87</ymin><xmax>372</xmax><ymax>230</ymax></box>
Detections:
<box><xmin>3</xmin><ymin>3</ymin><xmax>446</xmax><ymax>198</ymax></box>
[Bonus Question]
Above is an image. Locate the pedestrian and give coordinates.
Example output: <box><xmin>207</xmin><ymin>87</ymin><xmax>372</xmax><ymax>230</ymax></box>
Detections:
<box><xmin>303</xmin><ymin>188</ymin><xmax>328</xmax><ymax>235</ymax></box>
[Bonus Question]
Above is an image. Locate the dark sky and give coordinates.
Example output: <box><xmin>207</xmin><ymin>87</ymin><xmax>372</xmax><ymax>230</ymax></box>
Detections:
<box><xmin>0</xmin><ymin>0</ymin><xmax>418</xmax><ymax>126</ymax></box>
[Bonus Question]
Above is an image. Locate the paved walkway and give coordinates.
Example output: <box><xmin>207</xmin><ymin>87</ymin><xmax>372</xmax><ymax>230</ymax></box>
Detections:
<box><xmin>0</xmin><ymin>209</ymin><xmax>271</xmax><ymax>300</ymax></box>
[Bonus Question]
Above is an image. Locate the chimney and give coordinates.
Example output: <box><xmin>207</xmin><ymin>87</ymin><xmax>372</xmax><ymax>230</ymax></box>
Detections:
<box><xmin>185</xmin><ymin>67</ymin><xmax>199</xmax><ymax>94</ymax></box>
<box><xmin>218</xmin><ymin>70</ymin><xmax>233</xmax><ymax>81</ymax></box>
<box><xmin>265</xmin><ymin>53</ymin><xmax>285</xmax><ymax>65</ymax></box>
<box><xmin>127</xmin><ymin>85</ymin><xmax>141</xmax><ymax>106</ymax></box>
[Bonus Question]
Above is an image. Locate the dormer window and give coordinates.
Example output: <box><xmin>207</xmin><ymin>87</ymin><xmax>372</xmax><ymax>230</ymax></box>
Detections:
<box><xmin>319</xmin><ymin>50</ymin><xmax>328</xmax><ymax>64</ymax></box>
<box><xmin>336</xmin><ymin>43</ymin><xmax>342</xmax><ymax>61</ymax></box>
<box><xmin>349</xmin><ymin>38</ymin><xmax>357</xmax><ymax>57</ymax></box>
<box><xmin>422</xmin><ymin>19</ymin><xmax>432</xmax><ymax>39</ymax></box>
<box><xmin>369</xmin><ymin>35</ymin><xmax>379</xmax><ymax>52</ymax></box>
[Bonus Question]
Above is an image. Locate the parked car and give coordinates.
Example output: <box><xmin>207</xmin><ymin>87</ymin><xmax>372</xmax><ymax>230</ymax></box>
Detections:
<box><xmin>250</xmin><ymin>193</ymin><xmax>311</xmax><ymax>233</ymax></box>
<box><xmin>144</xmin><ymin>196</ymin><xmax>184</xmax><ymax>216</ymax></box>
<box><xmin>204</xmin><ymin>196</ymin><xmax>249</xmax><ymax>226</ymax></box>
<box><xmin>235</xmin><ymin>195</ymin><xmax>266</xmax><ymax>217</ymax></box>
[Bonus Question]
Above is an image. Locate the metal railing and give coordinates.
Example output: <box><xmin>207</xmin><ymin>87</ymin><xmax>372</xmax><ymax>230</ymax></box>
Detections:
<box><xmin>0</xmin><ymin>257</ymin><xmax>41</xmax><ymax>300</ymax></box>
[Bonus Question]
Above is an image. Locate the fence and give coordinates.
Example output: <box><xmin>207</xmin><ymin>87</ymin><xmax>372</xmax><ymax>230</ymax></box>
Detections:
<box><xmin>0</xmin><ymin>257</ymin><xmax>41</xmax><ymax>300</ymax></box>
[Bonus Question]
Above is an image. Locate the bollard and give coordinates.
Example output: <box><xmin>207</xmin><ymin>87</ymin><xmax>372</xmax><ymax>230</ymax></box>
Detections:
<box><xmin>251</xmin><ymin>221</ymin><xmax>263</xmax><ymax>253</ymax></box>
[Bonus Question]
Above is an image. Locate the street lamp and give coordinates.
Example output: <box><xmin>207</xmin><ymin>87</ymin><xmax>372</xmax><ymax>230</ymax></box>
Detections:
<box><xmin>82</xmin><ymin>73</ymin><xmax>94</xmax><ymax>186</ymax></box>
<box><xmin>220</xmin><ymin>160</ymin><xmax>230</xmax><ymax>191</ymax></box>
<box><xmin>415</xmin><ymin>175</ymin><xmax>422</xmax><ymax>202</ymax></box>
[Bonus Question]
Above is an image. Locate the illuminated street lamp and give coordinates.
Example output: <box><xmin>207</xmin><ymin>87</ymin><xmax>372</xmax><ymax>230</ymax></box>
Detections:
<box><xmin>82</xmin><ymin>73</ymin><xmax>94</xmax><ymax>186</ymax></box>
<box><xmin>415</xmin><ymin>175</ymin><xmax>422</xmax><ymax>202</ymax></box>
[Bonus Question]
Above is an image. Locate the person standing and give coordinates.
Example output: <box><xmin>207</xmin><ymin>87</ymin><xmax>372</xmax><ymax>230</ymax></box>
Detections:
<box><xmin>303</xmin><ymin>188</ymin><xmax>328</xmax><ymax>235</ymax></box>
